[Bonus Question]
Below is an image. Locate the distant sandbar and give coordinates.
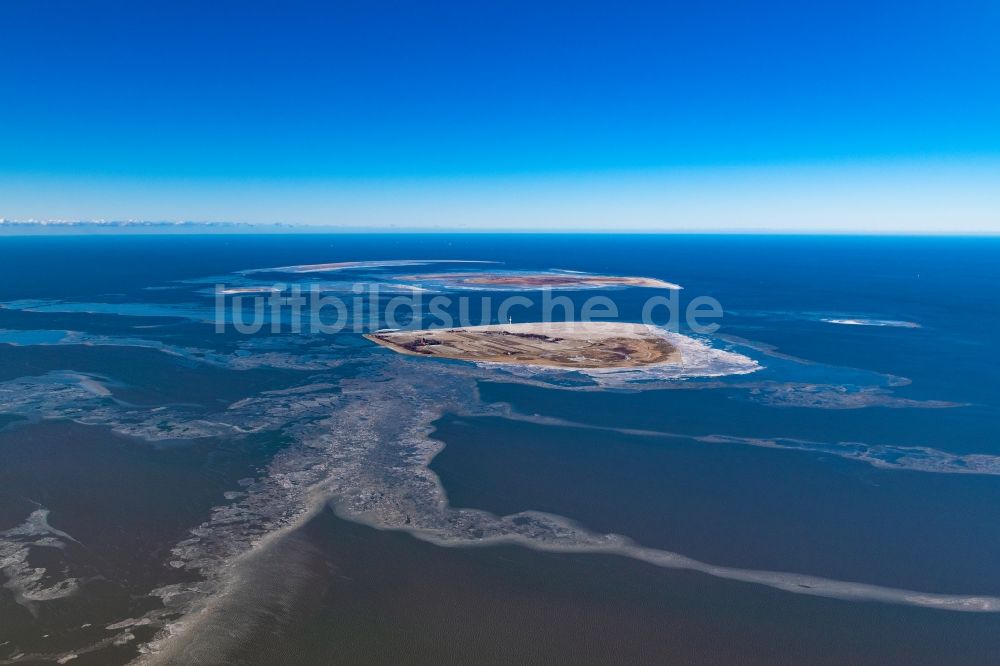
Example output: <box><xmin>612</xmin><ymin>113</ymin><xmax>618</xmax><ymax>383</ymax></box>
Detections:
<box><xmin>397</xmin><ymin>272</ymin><xmax>681</xmax><ymax>290</ymax></box>
<box><xmin>243</xmin><ymin>259</ymin><xmax>497</xmax><ymax>275</ymax></box>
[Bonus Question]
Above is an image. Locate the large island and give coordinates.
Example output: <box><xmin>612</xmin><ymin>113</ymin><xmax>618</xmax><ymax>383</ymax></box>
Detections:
<box><xmin>365</xmin><ymin>322</ymin><xmax>680</xmax><ymax>369</ymax></box>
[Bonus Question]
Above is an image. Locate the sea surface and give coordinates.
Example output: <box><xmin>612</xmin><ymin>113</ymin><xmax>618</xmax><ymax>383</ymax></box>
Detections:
<box><xmin>1</xmin><ymin>234</ymin><xmax>999</xmax><ymax>664</ymax></box>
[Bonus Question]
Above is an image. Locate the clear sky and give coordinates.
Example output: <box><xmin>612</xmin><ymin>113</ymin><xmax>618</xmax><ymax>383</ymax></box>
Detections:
<box><xmin>2</xmin><ymin>0</ymin><xmax>998</xmax><ymax>231</ymax></box>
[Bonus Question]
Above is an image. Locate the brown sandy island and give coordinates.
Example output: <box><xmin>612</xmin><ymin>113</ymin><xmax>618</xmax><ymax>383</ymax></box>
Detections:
<box><xmin>364</xmin><ymin>322</ymin><xmax>680</xmax><ymax>369</ymax></box>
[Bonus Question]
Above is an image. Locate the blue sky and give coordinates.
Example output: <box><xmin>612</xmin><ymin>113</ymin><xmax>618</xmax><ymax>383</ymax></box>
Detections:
<box><xmin>2</xmin><ymin>0</ymin><xmax>998</xmax><ymax>231</ymax></box>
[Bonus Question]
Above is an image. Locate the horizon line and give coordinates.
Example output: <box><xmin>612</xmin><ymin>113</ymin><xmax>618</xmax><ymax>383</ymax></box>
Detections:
<box><xmin>1</xmin><ymin>222</ymin><xmax>999</xmax><ymax>238</ymax></box>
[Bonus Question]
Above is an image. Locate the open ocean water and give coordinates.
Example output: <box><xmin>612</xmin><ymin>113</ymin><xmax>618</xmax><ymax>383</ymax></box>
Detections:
<box><xmin>1</xmin><ymin>234</ymin><xmax>999</xmax><ymax>664</ymax></box>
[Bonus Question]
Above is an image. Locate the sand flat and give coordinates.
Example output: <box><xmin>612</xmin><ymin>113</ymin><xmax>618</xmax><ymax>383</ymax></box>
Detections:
<box><xmin>365</xmin><ymin>322</ymin><xmax>680</xmax><ymax>369</ymax></box>
<box><xmin>396</xmin><ymin>272</ymin><xmax>681</xmax><ymax>290</ymax></box>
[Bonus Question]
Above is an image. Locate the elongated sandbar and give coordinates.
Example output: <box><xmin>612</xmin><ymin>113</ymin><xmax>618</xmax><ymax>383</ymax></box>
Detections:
<box><xmin>396</xmin><ymin>272</ymin><xmax>681</xmax><ymax>290</ymax></box>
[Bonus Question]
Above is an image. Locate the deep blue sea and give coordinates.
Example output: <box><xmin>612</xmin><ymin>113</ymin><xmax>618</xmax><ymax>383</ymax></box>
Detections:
<box><xmin>1</xmin><ymin>234</ymin><xmax>999</xmax><ymax>664</ymax></box>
